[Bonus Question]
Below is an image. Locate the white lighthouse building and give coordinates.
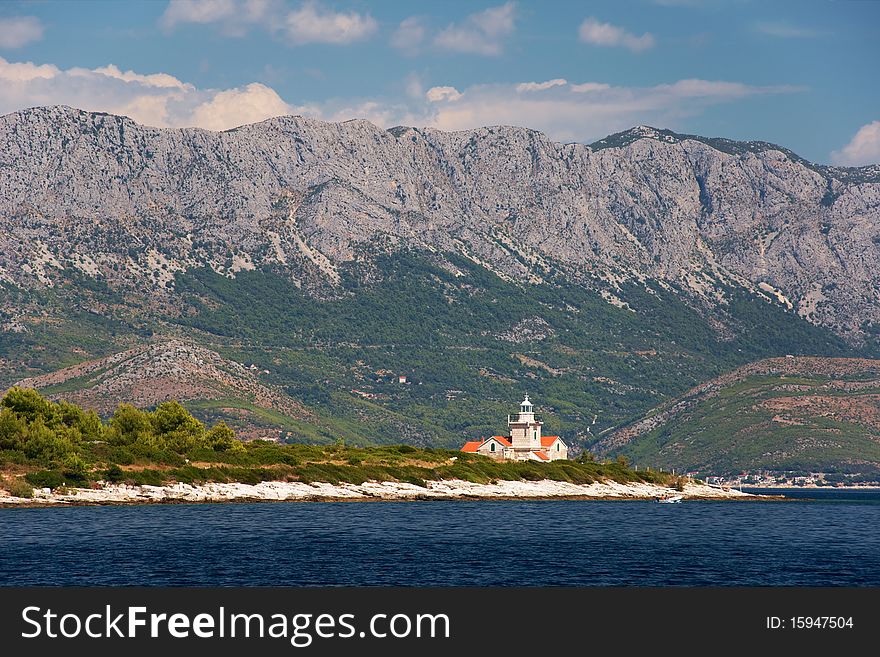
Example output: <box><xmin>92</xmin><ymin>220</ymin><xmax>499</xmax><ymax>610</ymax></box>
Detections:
<box><xmin>461</xmin><ymin>395</ymin><xmax>569</xmax><ymax>461</ymax></box>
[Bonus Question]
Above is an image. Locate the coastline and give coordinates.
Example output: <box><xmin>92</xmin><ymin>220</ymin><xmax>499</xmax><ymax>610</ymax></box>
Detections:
<box><xmin>0</xmin><ymin>478</ymin><xmax>763</xmax><ymax>508</ymax></box>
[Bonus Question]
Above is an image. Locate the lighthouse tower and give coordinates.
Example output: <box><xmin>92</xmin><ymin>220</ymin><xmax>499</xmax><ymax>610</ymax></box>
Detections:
<box><xmin>509</xmin><ymin>394</ymin><xmax>543</xmax><ymax>455</ymax></box>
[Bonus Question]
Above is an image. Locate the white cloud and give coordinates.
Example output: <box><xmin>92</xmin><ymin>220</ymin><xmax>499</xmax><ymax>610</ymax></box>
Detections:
<box><xmin>832</xmin><ymin>121</ymin><xmax>880</xmax><ymax>166</ymax></box>
<box><xmin>0</xmin><ymin>16</ymin><xmax>44</xmax><ymax>49</ymax></box>
<box><xmin>425</xmin><ymin>86</ymin><xmax>462</xmax><ymax>103</ymax></box>
<box><xmin>654</xmin><ymin>78</ymin><xmax>792</xmax><ymax>98</ymax></box>
<box><xmin>754</xmin><ymin>22</ymin><xmax>821</xmax><ymax>39</ymax></box>
<box><xmin>406</xmin><ymin>78</ymin><xmax>802</xmax><ymax>143</ymax></box>
<box><xmin>159</xmin><ymin>0</ymin><xmax>375</xmax><ymax>44</ymax></box>
<box><xmin>0</xmin><ymin>56</ymin><xmax>294</xmax><ymax>130</ymax></box>
<box><xmin>0</xmin><ymin>57</ymin><xmax>58</xmax><ymax>81</ymax></box>
<box><xmin>160</xmin><ymin>0</ymin><xmax>237</xmax><ymax>31</ymax></box>
<box><xmin>0</xmin><ymin>53</ymin><xmax>809</xmax><ymax>154</ymax></box>
<box><xmin>516</xmin><ymin>79</ymin><xmax>567</xmax><ymax>93</ymax></box>
<box><xmin>191</xmin><ymin>82</ymin><xmax>293</xmax><ymax>130</ymax></box>
<box><xmin>578</xmin><ymin>17</ymin><xmax>655</xmax><ymax>52</ymax></box>
<box><xmin>391</xmin><ymin>17</ymin><xmax>426</xmax><ymax>54</ymax></box>
<box><xmin>91</xmin><ymin>64</ymin><xmax>192</xmax><ymax>90</ymax></box>
<box><xmin>434</xmin><ymin>2</ymin><xmax>516</xmax><ymax>56</ymax></box>
<box><xmin>282</xmin><ymin>1</ymin><xmax>377</xmax><ymax>45</ymax></box>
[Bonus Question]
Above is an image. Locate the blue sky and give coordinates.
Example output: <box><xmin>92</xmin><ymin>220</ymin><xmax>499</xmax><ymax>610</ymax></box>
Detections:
<box><xmin>0</xmin><ymin>0</ymin><xmax>878</xmax><ymax>164</ymax></box>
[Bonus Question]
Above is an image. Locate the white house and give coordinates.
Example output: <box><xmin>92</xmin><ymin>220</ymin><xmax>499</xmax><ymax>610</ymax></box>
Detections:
<box><xmin>461</xmin><ymin>395</ymin><xmax>569</xmax><ymax>462</ymax></box>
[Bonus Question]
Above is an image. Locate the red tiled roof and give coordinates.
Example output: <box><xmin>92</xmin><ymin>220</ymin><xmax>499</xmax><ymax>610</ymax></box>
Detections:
<box><xmin>540</xmin><ymin>435</ymin><xmax>560</xmax><ymax>447</ymax></box>
<box><xmin>491</xmin><ymin>436</ymin><xmax>512</xmax><ymax>447</ymax></box>
<box><xmin>461</xmin><ymin>441</ymin><xmax>482</xmax><ymax>453</ymax></box>
<box><xmin>532</xmin><ymin>450</ymin><xmax>550</xmax><ymax>461</ymax></box>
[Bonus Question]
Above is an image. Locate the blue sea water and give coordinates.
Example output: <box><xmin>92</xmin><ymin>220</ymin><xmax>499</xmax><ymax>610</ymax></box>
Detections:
<box><xmin>1</xmin><ymin>490</ymin><xmax>879</xmax><ymax>586</ymax></box>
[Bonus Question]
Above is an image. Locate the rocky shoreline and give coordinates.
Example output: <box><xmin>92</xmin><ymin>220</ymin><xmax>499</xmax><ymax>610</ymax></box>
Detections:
<box><xmin>0</xmin><ymin>478</ymin><xmax>760</xmax><ymax>507</ymax></box>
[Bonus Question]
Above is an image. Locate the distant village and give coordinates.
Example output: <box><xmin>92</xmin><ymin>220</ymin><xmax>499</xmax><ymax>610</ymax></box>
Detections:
<box><xmin>700</xmin><ymin>472</ymin><xmax>880</xmax><ymax>488</ymax></box>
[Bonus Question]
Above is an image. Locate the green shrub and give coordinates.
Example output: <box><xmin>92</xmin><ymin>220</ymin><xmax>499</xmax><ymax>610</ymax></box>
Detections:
<box><xmin>2</xmin><ymin>477</ymin><xmax>34</xmax><ymax>498</ymax></box>
<box><xmin>104</xmin><ymin>464</ymin><xmax>126</xmax><ymax>483</ymax></box>
<box><xmin>25</xmin><ymin>470</ymin><xmax>66</xmax><ymax>490</ymax></box>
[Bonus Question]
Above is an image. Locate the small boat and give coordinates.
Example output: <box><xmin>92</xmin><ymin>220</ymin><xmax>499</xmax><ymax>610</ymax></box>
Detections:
<box><xmin>656</xmin><ymin>494</ymin><xmax>683</xmax><ymax>504</ymax></box>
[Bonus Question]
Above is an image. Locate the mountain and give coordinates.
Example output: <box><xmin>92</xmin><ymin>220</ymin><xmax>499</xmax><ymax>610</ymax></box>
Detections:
<box><xmin>2</xmin><ymin>107</ymin><xmax>879</xmax><ymax>341</ymax></box>
<box><xmin>13</xmin><ymin>340</ymin><xmax>312</xmax><ymax>440</ymax></box>
<box><xmin>1</xmin><ymin>106</ymin><xmax>879</xmax><ymax>460</ymax></box>
<box><xmin>595</xmin><ymin>357</ymin><xmax>880</xmax><ymax>478</ymax></box>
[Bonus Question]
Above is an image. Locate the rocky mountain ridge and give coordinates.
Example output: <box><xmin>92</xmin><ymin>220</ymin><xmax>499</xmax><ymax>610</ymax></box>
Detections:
<box><xmin>2</xmin><ymin>106</ymin><xmax>880</xmax><ymax>343</ymax></box>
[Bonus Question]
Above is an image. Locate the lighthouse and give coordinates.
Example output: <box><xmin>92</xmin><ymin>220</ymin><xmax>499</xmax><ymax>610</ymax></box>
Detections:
<box><xmin>508</xmin><ymin>394</ymin><xmax>543</xmax><ymax>455</ymax></box>
<box><xmin>460</xmin><ymin>395</ymin><xmax>569</xmax><ymax>461</ymax></box>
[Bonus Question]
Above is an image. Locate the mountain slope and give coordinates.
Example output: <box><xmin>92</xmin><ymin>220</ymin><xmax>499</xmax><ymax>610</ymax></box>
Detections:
<box><xmin>595</xmin><ymin>357</ymin><xmax>880</xmax><ymax>476</ymax></box>
<box><xmin>5</xmin><ymin>252</ymin><xmax>857</xmax><ymax>450</ymax></box>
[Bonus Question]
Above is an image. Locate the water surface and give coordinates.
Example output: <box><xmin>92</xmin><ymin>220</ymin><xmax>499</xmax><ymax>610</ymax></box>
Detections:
<box><xmin>2</xmin><ymin>492</ymin><xmax>879</xmax><ymax>586</ymax></box>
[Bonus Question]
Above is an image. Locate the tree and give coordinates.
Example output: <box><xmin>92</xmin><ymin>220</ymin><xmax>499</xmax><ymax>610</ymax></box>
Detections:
<box><xmin>22</xmin><ymin>418</ymin><xmax>77</xmax><ymax>462</ymax></box>
<box><xmin>0</xmin><ymin>407</ymin><xmax>26</xmax><ymax>451</ymax></box>
<box><xmin>206</xmin><ymin>422</ymin><xmax>236</xmax><ymax>451</ymax></box>
<box><xmin>2</xmin><ymin>387</ymin><xmax>55</xmax><ymax>423</ymax></box>
<box><xmin>110</xmin><ymin>404</ymin><xmax>151</xmax><ymax>444</ymax></box>
<box><xmin>151</xmin><ymin>401</ymin><xmax>204</xmax><ymax>437</ymax></box>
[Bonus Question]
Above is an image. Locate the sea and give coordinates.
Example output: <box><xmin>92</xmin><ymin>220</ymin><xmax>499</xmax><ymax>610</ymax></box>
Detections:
<box><xmin>2</xmin><ymin>488</ymin><xmax>879</xmax><ymax>586</ymax></box>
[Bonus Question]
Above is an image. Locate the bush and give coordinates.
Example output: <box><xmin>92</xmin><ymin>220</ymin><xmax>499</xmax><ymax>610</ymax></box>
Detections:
<box><xmin>25</xmin><ymin>470</ymin><xmax>67</xmax><ymax>490</ymax></box>
<box><xmin>2</xmin><ymin>477</ymin><xmax>34</xmax><ymax>498</ymax></box>
<box><xmin>104</xmin><ymin>464</ymin><xmax>126</xmax><ymax>483</ymax></box>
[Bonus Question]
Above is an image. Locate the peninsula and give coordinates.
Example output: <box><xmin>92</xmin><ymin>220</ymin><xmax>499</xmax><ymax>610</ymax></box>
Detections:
<box><xmin>0</xmin><ymin>388</ymin><xmax>751</xmax><ymax>506</ymax></box>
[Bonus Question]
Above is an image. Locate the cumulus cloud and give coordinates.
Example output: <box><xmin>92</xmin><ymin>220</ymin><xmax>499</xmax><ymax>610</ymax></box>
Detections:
<box><xmin>406</xmin><ymin>78</ymin><xmax>803</xmax><ymax>143</ymax></box>
<box><xmin>0</xmin><ymin>16</ymin><xmax>44</xmax><ymax>49</ymax></box>
<box><xmin>0</xmin><ymin>57</ymin><xmax>58</xmax><ymax>81</ymax></box>
<box><xmin>425</xmin><ymin>86</ymin><xmax>463</xmax><ymax>103</ymax></box>
<box><xmin>0</xmin><ymin>53</ymin><xmax>808</xmax><ymax>149</ymax></box>
<box><xmin>282</xmin><ymin>1</ymin><xmax>376</xmax><ymax>45</ymax></box>
<box><xmin>578</xmin><ymin>17</ymin><xmax>655</xmax><ymax>52</ymax></box>
<box><xmin>160</xmin><ymin>0</ymin><xmax>237</xmax><ymax>31</ymax></box>
<box><xmin>832</xmin><ymin>121</ymin><xmax>880</xmax><ymax>166</ymax></box>
<box><xmin>91</xmin><ymin>64</ymin><xmax>192</xmax><ymax>90</ymax></box>
<box><xmin>191</xmin><ymin>82</ymin><xmax>293</xmax><ymax>130</ymax></box>
<box><xmin>159</xmin><ymin>0</ymin><xmax>375</xmax><ymax>44</ymax></box>
<box><xmin>391</xmin><ymin>16</ymin><xmax>426</xmax><ymax>54</ymax></box>
<box><xmin>0</xmin><ymin>56</ymin><xmax>294</xmax><ymax>130</ymax></box>
<box><xmin>434</xmin><ymin>2</ymin><xmax>516</xmax><ymax>56</ymax></box>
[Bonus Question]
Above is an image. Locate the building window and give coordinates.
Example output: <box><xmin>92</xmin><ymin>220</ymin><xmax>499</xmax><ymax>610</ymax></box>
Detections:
<box><xmin>490</xmin><ymin>443</ymin><xmax>495</xmax><ymax>452</ymax></box>
<box><xmin>556</xmin><ymin>443</ymin><xmax>560</xmax><ymax>451</ymax></box>
<box><xmin>533</xmin><ymin>431</ymin><xmax>537</xmax><ymax>440</ymax></box>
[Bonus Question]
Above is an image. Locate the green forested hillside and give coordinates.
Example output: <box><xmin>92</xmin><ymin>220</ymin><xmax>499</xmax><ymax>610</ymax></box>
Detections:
<box><xmin>0</xmin><ymin>250</ymin><xmax>868</xmax><ymax>472</ymax></box>
<box><xmin>599</xmin><ymin>357</ymin><xmax>880</xmax><ymax>478</ymax></box>
<box><xmin>165</xmin><ymin>252</ymin><xmax>854</xmax><ymax>448</ymax></box>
